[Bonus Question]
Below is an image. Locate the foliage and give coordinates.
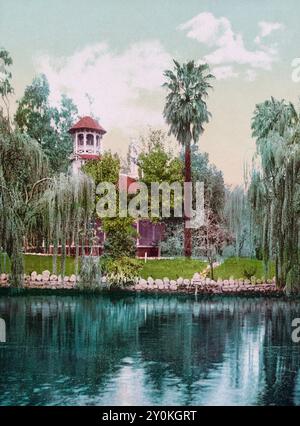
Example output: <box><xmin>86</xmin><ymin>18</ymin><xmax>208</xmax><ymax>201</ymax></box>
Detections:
<box><xmin>103</xmin><ymin>256</ymin><xmax>142</xmax><ymax>287</ymax></box>
<box><xmin>102</xmin><ymin>217</ymin><xmax>136</xmax><ymax>258</ymax></box>
<box><xmin>82</xmin><ymin>151</ymin><xmax>120</xmax><ymax>186</ymax></box>
<box><xmin>163</xmin><ymin>59</ymin><xmax>214</xmax><ymax>257</ymax></box>
<box><xmin>160</xmin><ymin>220</ymin><xmax>183</xmax><ymax>257</ymax></box>
<box><xmin>83</xmin><ymin>151</ymin><xmax>137</xmax><ymax>263</ymax></box>
<box><xmin>163</xmin><ymin>60</ymin><xmax>214</xmax><ymax>146</ymax></box>
<box><xmin>78</xmin><ymin>256</ymin><xmax>102</xmax><ymax>290</ymax></box>
<box><xmin>52</xmin><ymin>94</ymin><xmax>79</xmax><ymax>171</ymax></box>
<box><xmin>138</xmin><ymin>136</ymin><xmax>183</xmax><ymax>185</ymax></box>
<box><xmin>137</xmin><ymin>128</ymin><xmax>183</xmax><ymax>220</ymax></box>
<box><xmin>39</xmin><ymin>172</ymin><xmax>95</xmax><ymax>280</ymax></box>
<box><xmin>0</xmin><ymin>113</ymin><xmax>49</xmax><ymax>286</ymax></box>
<box><xmin>184</xmin><ymin>144</ymin><xmax>225</xmax><ymax>216</ymax></box>
<box><xmin>0</xmin><ymin>48</ymin><xmax>14</xmax><ymax>119</ymax></box>
<box><xmin>243</xmin><ymin>265</ymin><xmax>257</xmax><ymax>280</ymax></box>
<box><xmin>249</xmin><ymin>97</ymin><xmax>300</xmax><ymax>288</ymax></box>
<box><xmin>224</xmin><ymin>186</ymin><xmax>252</xmax><ymax>257</ymax></box>
<box><xmin>285</xmin><ymin>265</ymin><xmax>300</xmax><ymax>295</ymax></box>
<box><xmin>15</xmin><ymin>74</ymin><xmax>78</xmax><ymax>172</ymax></box>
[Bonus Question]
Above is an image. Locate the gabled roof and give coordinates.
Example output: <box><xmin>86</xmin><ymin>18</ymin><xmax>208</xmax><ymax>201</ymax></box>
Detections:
<box><xmin>69</xmin><ymin>116</ymin><xmax>106</xmax><ymax>134</ymax></box>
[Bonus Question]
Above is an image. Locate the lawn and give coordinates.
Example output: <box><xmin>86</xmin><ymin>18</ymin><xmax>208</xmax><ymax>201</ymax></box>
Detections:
<box><xmin>1</xmin><ymin>254</ymin><xmax>275</xmax><ymax>281</ymax></box>
<box><xmin>0</xmin><ymin>254</ymin><xmax>76</xmax><ymax>276</ymax></box>
<box><xmin>1</xmin><ymin>254</ymin><xmax>206</xmax><ymax>280</ymax></box>
<box><xmin>213</xmin><ymin>257</ymin><xmax>275</xmax><ymax>280</ymax></box>
<box><xmin>139</xmin><ymin>258</ymin><xmax>207</xmax><ymax>279</ymax></box>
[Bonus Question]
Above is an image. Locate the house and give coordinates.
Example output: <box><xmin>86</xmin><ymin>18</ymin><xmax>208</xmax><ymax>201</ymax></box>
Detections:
<box><xmin>69</xmin><ymin>116</ymin><xmax>164</xmax><ymax>257</ymax></box>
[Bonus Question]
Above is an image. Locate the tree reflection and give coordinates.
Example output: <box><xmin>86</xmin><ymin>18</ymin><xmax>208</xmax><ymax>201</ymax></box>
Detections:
<box><xmin>0</xmin><ymin>294</ymin><xmax>300</xmax><ymax>405</ymax></box>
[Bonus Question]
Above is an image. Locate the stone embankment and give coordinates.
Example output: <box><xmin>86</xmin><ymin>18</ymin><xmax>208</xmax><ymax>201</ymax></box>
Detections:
<box><xmin>130</xmin><ymin>274</ymin><xmax>282</xmax><ymax>295</ymax></box>
<box><xmin>0</xmin><ymin>271</ymin><xmax>78</xmax><ymax>289</ymax></box>
<box><xmin>0</xmin><ymin>271</ymin><xmax>283</xmax><ymax>295</ymax></box>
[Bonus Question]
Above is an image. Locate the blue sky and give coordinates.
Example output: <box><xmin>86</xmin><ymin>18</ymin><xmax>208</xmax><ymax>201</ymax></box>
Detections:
<box><xmin>1</xmin><ymin>0</ymin><xmax>300</xmax><ymax>184</ymax></box>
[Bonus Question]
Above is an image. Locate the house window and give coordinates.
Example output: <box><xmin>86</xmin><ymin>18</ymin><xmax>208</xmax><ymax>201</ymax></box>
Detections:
<box><xmin>86</xmin><ymin>134</ymin><xmax>94</xmax><ymax>146</ymax></box>
<box><xmin>96</xmin><ymin>135</ymin><xmax>100</xmax><ymax>147</ymax></box>
<box><xmin>78</xmin><ymin>133</ymin><xmax>84</xmax><ymax>146</ymax></box>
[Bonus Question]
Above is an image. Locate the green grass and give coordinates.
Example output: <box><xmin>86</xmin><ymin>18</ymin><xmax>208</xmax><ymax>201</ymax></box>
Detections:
<box><xmin>1</xmin><ymin>254</ymin><xmax>206</xmax><ymax>279</ymax></box>
<box><xmin>213</xmin><ymin>257</ymin><xmax>275</xmax><ymax>280</ymax></box>
<box><xmin>1</xmin><ymin>254</ymin><xmax>275</xmax><ymax>281</ymax></box>
<box><xmin>0</xmin><ymin>254</ymin><xmax>76</xmax><ymax>276</ymax></box>
<box><xmin>139</xmin><ymin>258</ymin><xmax>207</xmax><ymax>280</ymax></box>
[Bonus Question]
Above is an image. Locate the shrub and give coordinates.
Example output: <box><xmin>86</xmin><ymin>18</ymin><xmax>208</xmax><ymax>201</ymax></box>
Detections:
<box><xmin>243</xmin><ymin>265</ymin><xmax>257</xmax><ymax>279</ymax></box>
<box><xmin>103</xmin><ymin>256</ymin><xmax>142</xmax><ymax>287</ymax></box>
<box><xmin>102</xmin><ymin>217</ymin><xmax>137</xmax><ymax>258</ymax></box>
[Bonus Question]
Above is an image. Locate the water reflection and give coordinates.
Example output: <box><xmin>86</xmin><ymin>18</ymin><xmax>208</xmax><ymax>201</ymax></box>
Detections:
<box><xmin>0</xmin><ymin>294</ymin><xmax>300</xmax><ymax>405</ymax></box>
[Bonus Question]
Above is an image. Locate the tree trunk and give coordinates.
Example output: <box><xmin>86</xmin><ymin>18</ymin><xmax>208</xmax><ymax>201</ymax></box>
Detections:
<box><xmin>184</xmin><ymin>141</ymin><xmax>192</xmax><ymax>258</ymax></box>
<box><xmin>210</xmin><ymin>261</ymin><xmax>214</xmax><ymax>280</ymax></box>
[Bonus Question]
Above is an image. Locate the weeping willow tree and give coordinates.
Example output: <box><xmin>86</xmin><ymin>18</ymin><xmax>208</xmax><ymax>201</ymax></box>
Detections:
<box><xmin>249</xmin><ymin>97</ymin><xmax>300</xmax><ymax>290</ymax></box>
<box><xmin>224</xmin><ymin>186</ymin><xmax>252</xmax><ymax>258</ymax></box>
<box><xmin>0</xmin><ymin>111</ymin><xmax>95</xmax><ymax>286</ymax></box>
<box><xmin>38</xmin><ymin>172</ymin><xmax>95</xmax><ymax>281</ymax></box>
<box><xmin>0</xmin><ymin>113</ymin><xmax>49</xmax><ymax>287</ymax></box>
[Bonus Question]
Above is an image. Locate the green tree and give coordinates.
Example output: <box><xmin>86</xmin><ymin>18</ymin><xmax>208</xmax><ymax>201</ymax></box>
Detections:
<box><xmin>0</xmin><ymin>48</ymin><xmax>14</xmax><ymax>120</ymax></box>
<box><xmin>163</xmin><ymin>60</ymin><xmax>214</xmax><ymax>257</ymax></box>
<box><xmin>52</xmin><ymin>94</ymin><xmax>79</xmax><ymax>172</ymax></box>
<box><xmin>15</xmin><ymin>74</ymin><xmax>78</xmax><ymax>172</ymax></box>
<box><xmin>82</xmin><ymin>151</ymin><xmax>137</xmax><ymax>260</ymax></box>
<box><xmin>187</xmin><ymin>144</ymin><xmax>225</xmax><ymax>216</ymax></box>
<box><xmin>82</xmin><ymin>151</ymin><xmax>120</xmax><ymax>186</ymax></box>
<box><xmin>249</xmin><ymin>97</ymin><xmax>300</xmax><ymax>289</ymax></box>
<box><xmin>138</xmin><ymin>129</ymin><xmax>183</xmax><ymax>185</ymax></box>
<box><xmin>0</xmin><ymin>113</ymin><xmax>50</xmax><ymax>287</ymax></box>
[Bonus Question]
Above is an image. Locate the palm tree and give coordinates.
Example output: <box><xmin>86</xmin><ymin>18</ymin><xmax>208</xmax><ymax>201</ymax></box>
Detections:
<box><xmin>163</xmin><ymin>60</ymin><xmax>214</xmax><ymax>257</ymax></box>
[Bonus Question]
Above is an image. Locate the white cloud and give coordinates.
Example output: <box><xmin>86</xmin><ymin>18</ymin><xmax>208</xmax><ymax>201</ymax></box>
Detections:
<box><xmin>36</xmin><ymin>40</ymin><xmax>172</xmax><ymax>131</ymax></box>
<box><xmin>178</xmin><ymin>12</ymin><xmax>229</xmax><ymax>46</ymax></box>
<box><xmin>258</xmin><ymin>21</ymin><xmax>284</xmax><ymax>38</ymax></box>
<box><xmin>211</xmin><ymin>65</ymin><xmax>239</xmax><ymax>80</ymax></box>
<box><xmin>179</xmin><ymin>12</ymin><xmax>282</xmax><ymax>79</ymax></box>
<box><xmin>255</xmin><ymin>21</ymin><xmax>284</xmax><ymax>44</ymax></box>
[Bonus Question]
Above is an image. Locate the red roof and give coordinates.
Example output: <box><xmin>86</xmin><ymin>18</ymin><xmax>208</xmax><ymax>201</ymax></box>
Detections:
<box><xmin>118</xmin><ymin>174</ymin><xmax>138</xmax><ymax>193</ymax></box>
<box><xmin>69</xmin><ymin>116</ymin><xmax>106</xmax><ymax>134</ymax></box>
<box><xmin>78</xmin><ymin>154</ymin><xmax>100</xmax><ymax>160</ymax></box>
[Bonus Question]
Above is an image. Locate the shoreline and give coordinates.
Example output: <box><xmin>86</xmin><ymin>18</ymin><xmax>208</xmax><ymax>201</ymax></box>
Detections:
<box><xmin>0</xmin><ymin>287</ymin><xmax>286</xmax><ymax>298</ymax></box>
<box><xmin>0</xmin><ymin>272</ymin><xmax>286</xmax><ymax>297</ymax></box>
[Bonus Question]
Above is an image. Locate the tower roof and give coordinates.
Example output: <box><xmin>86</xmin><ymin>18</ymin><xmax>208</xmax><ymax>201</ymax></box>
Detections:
<box><xmin>69</xmin><ymin>116</ymin><xmax>106</xmax><ymax>134</ymax></box>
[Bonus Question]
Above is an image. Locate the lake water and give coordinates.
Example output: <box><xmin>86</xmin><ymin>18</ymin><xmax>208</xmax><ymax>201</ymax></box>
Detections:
<box><xmin>0</xmin><ymin>293</ymin><xmax>300</xmax><ymax>406</ymax></box>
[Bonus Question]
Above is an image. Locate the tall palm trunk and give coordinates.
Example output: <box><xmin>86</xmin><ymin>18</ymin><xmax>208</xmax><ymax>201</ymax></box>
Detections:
<box><xmin>184</xmin><ymin>141</ymin><xmax>192</xmax><ymax>257</ymax></box>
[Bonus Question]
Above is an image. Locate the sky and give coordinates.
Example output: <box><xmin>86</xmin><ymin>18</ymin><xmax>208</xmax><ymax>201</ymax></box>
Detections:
<box><xmin>1</xmin><ymin>0</ymin><xmax>300</xmax><ymax>185</ymax></box>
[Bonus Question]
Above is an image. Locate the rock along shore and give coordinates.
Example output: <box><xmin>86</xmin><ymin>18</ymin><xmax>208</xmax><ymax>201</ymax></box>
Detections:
<box><xmin>0</xmin><ymin>271</ymin><xmax>284</xmax><ymax>296</ymax></box>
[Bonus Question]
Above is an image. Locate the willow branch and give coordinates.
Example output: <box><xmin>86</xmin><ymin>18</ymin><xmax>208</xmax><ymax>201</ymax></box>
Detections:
<box><xmin>26</xmin><ymin>177</ymin><xmax>53</xmax><ymax>204</ymax></box>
